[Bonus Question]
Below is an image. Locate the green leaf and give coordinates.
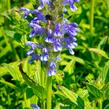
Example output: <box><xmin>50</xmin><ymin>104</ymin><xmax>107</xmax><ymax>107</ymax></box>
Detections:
<box><xmin>106</xmin><ymin>0</ymin><xmax>109</xmax><ymax>8</ymax></box>
<box><xmin>98</xmin><ymin>60</ymin><xmax>109</xmax><ymax>83</ymax></box>
<box><xmin>88</xmin><ymin>48</ymin><xmax>108</xmax><ymax>59</ymax></box>
<box><xmin>0</xmin><ymin>79</ymin><xmax>16</xmax><ymax>89</ymax></box>
<box><xmin>77</xmin><ymin>96</ymin><xmax>84</xmax><ymax>109</ymax></box>
<box><xmin>0</xmin><ymin>46</ymin><xmax>11</xmax><ymax>58</ymax></box>
<box><xmin>54</xmin><ymin>102</ymin><xmax>61</xmax><ymax>109</ymax></box>
<box><xmin>0</xmin><ymin>61</ymin><xmax>23</xmax><ymax>77</ymax></box>
<box><xmin>19</xmin><ymin>64</ymin><xmax>47</xmax><ymax>100</ymax></box>
<box><xmin>60</xmin><ymin>54</ymin><xmax>85</xmax><ymax>78</ymax></box>
<box><xmin>74</xmin><ymin>56</ymin><xmax>85</xmax><ymax>65</ymax></box>
<box><xmin>5</xmin><ymin>30</ymin><xmax>15</xmax><ymax>38</ymax></box>
<box><xmin>13</xmin><ymin>33</ymin><xmax>22</xmax><ymax>42</ymax></box>
<box><xmin>59</xmin><ymin>86</ymin><xmax>78</xmax><ymax>105</ymax></box>
<box><xmin>0</xmin><ymin>66</ymin><xmax>8</xmax><ymax>77</ymax></box>
<box><xmin>102</xmin><ymin>82</ymin><xmax>109</xmax><ymax>100</ymax></box>
<box><xmin>4</xmin><ymin>63</ymin><xmax>23</xmax><ymax>81</ymax></box>
<box><xmin>63</xmin><ymin>59</ymin><xmax>76</xmax><ymax>74</ymax></box>
<box><xmin>63</xmin><ymin>56</ymin><xmax>85</xmax><ymax>74</ymax></box>
<box><xmin>87</xmin><ymin>84</ymin><xmax>102</xmax><ymax>99</ymax></box>
<box><xmin>104</xmin><ymin>104</ymin><xmax>109</xmax><ymax>109</ymax></box>
<box><xmin>97</xmin><ymin>36</ymin><xmax>108</xmax><ymax>49</ymax></box>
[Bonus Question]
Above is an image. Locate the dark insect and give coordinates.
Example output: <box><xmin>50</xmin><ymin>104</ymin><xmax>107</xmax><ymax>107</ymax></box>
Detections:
<box><xmin>45</xmin><ymin>14</ymin><xmax>52</xmax><ymax>31</ymax></box>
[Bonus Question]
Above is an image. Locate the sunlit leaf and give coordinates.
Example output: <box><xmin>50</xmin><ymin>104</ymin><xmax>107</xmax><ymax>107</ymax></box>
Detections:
<box><xmin>4</xmin><ymin>63</ymin><xmax>23</xmax><ymax>81</ymax></box>
<box><xmin>98</xmin><ymin>60</ymin><xmax>109</xmax><ymax>83</ymax></box>
<box><xmin>63</xmin><ymin>59</ymin><xmax>76</xmax><ymax>74</ymax></box>
<box><xmin>102</xmin><ymin>82</ymin><xmax>109</xmax><ymax>100</ymax></box>
<box><xmin>59</xmin><ymin>86</ymin><xmax>78</xmax><ymax>105</ymax></box>
<box><xmin>0</xmin><ymin>79</ymin><xmax>16</xmax><ymax>89</ymax></box>
<box><xmin>88</xmin><ymin>48</ymin><xmax>108</xmax><ymax>59</ymax></box>
<box><xmin>19</xmin><ymin>64</ymin><xmax>47</xmax><ymax>100</ymax></box>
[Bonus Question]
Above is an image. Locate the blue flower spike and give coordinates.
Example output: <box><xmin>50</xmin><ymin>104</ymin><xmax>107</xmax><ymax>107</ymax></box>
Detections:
<box><xmin>21</xmin><ymin>0</ymin><xmax>79</xmax><ymax>76</ymax></box>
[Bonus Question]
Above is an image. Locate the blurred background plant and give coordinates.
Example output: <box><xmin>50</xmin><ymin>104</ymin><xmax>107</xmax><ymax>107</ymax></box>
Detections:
<box><xmin>0</xmin><ymin>0</ymin><xmax>109</xmax><ymax>109</ymax></box>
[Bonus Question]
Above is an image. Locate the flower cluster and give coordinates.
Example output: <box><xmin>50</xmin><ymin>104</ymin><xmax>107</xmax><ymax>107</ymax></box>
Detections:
<box><xmin>38</xmin><ymin>0</ymin><xmax>80</xmax><ymax>11</ymax></box>
<box><xmin>21</xmin><ymin>0</ymin><xmax>79</xmax><ymax>76</ymax></box>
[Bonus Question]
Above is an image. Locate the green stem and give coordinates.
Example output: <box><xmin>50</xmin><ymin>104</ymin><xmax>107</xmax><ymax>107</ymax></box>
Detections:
<box><xmin>10</xmin><ymin>41</ymin><xmax>20</xmax><ymax>61</ymax></box>
<box><xmin>7</xmin><ymin>0</ymin><xmax>11</xmax><ymax>10</ymax></box>
<box><xmin>92</xmin><ymin>101</ymin><xmax>96</xmax><ymax>109</ymax></box>
<box><xmin>41</xmin><ymin>100</ymin><xmax>45</xmax><ymax>109</ymax></box>
<box><xmin>47</xmin><ymin>76</ymin><xmax>52</xmax><ymax>109</ymax></box>
<box><xmin>98</xmin><ymin>99</ymin><xmax>102</xmax><ymax>109</ymax></box>
<box><xmin>40</xmin><ymin>65</ymin><xmax>47</xmax><ymax>109</ymax></box>
<box><xmin>90</xmin><ymin>0</ymin><xmax>95</xmax><ymax>33</ymax></box>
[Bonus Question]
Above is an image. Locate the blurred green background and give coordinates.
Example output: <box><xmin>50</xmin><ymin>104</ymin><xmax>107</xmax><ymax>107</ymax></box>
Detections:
<box><xmin>0</xmin><ymin>0</ymin><xmax>109</xmax><ymax>109</ymax></box>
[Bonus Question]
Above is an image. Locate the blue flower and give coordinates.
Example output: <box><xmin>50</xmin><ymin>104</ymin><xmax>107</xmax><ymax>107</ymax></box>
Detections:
<box><xmin>26</xmin><ymin>41</ymin><xmax>39</xmax><ymax>49</ymax></box>
<box><xmin>26</xmin><ymin>41</ymin><xmax>43</xmax><ymax>63</ymax></box>
<box><xmin>31</xmin><ymin>9</ymin><xmax>45</xmax><ymax>20</ymax></box>
<box><xmin>54</xmin><ymin>24</ymin><xmax>62</xmax><ymax>37</ymax></box>
<box><xmin>20</xmin><ymin>8</ymin><xmax>31</xmax><ymax>18</ymax></box>
<box><xmin>40</xmin><ymin>54</ymin><xmax>49</xmax><ymax>61</ymax></box>
<box><xmin>21</xmin><ymin>0</ymin><xmax>79</xmax><ymax>76</ymax></box>
<box><xmin>25</xmin><ymin>18</ymin><xmax>78</xmax><ymax>74</ymax></box>
<box><xmin>29</xmin><ymin>21</ymin><xmax>45</xmax><ymax>37</ymax></box>
<box><xmin>40</xmin><ymin>48</ymin><xmax>49</xmax><ymax>61</ymax></box>
<box><xmin>45</xmin><ymin>29</ymin><xmax>54</xmax><ymax>43</ymax></box>
<box><xmin>48</xmin><ymin>61</ymin><xmax>56</xmax><ymax>76</ymax></box>
<box><xmin>31</xmin><ymin>104</ymin><xmax>40</xmax><ymax>109</ymax></box>
<box><xmin>39</xmin><ymin>0</ymin><xmax>50</xmax><ymax>5</ymax></box>
<box><xmin>26</xmin><ymin>49</ymin><xmax>34</xmax><ymax>55</ymax></box>
<box><xmin>53</xmin><ymin>42</ymin><xmax>62</xmax><ymax>52</ymax></box>
<box><xmin>28</xmin><ymin>53</ymin><xmax>39</xmax><ymax>63</ymax></box>
<box><xmin>48</xmin><ymin>57</ymin><xmax>61</xmax><ymax>76</ymax></box>
<box><xmin>38</xmin><ymin>0</ymin><xmax>51</xmax><ymax>10</ymax></box>
<box><xmin>26</xmin><ymin>41</ymin><xmax>43</xmax><ymax>49</ymax></box>
<box><xmin>63</xmin><ymin>0</ymin><xmax>80</xmax><ymax>11</ymax></box>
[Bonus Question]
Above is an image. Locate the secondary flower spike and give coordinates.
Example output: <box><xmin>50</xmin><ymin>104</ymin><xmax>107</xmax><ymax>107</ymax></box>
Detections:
<box><xmin>21</xmin><ymin>0</ymin><xmax>79</xmax><ymax>76</ymax></box>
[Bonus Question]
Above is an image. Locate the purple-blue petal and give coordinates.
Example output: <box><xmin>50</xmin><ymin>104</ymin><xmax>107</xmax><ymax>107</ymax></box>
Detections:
<box><xmin>48</xmin><ymin>69</ymin><xmax>56</xmax><ymax>76</ymax></box>
<box><xmin>26</xmin><ymin>50</ymin><xmax>34</xmax><ymax>55</ymax></box>
<box><xmin>45</xmin><ymin>37</ymin><xmax>54</xmax><ymax>43</ymax></box>
<box><xmin>71</xmin><ymin>22</ymin><xmax>78</xmax><ymax>27</ymax></box>
<box><xmin>40</xmin><ymin>54</ymin><xmax>49</xmax><ymax>61</ymax></box>
<box><xmin>54</xmin><ymin>43</ymin><xmax>62</xmax><ymax>52</ymax></box>
<box><xmin>30</xmin><ymin>30</ymin><xmax>37</xmax><ymax>38</ymax></box>
<box><xmin>20</xmin><ymin>8</ymin><xmax>31</xmax><ymax>18</ymax></box>
<box><xmin>31</xmin><ymin>9</ymin><xmax>45</xmax><ymax>20</ymax></box>
<box><xmin>42</xmin><ymin>48</ymin><xmax>49</xmax><ymax>53</ymax></box>
<box><xmin>45</xmin><ymin>30</ymin><xmax>54</xmax><ymax>43</ymax></box>
<box><xmin>28</xmin><ymin>53</ymin><xmax>39</xmax><ymax>63</ymax></box>
<box><xmin>49</xmin><ymin>61</ymin><xmax>56</xmax><ymax>69</ymax></box>
<box><xmin>70</xmin><ymin>5</ymin><xmax>77</xmax><ymax>11</ymax></box>
<box><xmin>31</xmin><ymin>104</ymin><xmax>40</xmax><ymax>109</ymax></box>
<box><xmin>54</xmin><ymin>23</ymin><xmax>62</xmax><ymax>37</ymax></box>
<box><xmin>63</xmin><ymin>0</ymin><xmax>79</xmax><ymax>11</ymax></box>
<box><xmin>69</xmin><ymin>48</ymin><xmax>74</xmax><ymax>55</ymax></box>
<box><xmin>26</xmin><ymin>41</ymin><xmax>37</xmax><ymax>49</ymax></box>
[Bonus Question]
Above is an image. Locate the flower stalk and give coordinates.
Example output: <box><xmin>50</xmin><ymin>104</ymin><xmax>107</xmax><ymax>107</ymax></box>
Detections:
<box><xmin>90</xmin><ymin>0</ymin><xmax>95</xmax><ymax>33</ymax></box>
<box><xmin>41</xmin><ymin>100</ymin><xmax>45</xmax><ymax>109</ymax></box>
<box><xmin>20</xmin><ymin>0</ymin><xmax>80</xmax><ymax>108</ymax></box>
<box><xmin>98</xmin><ymin>99</ymin><xmax>102</xmax><ymax>109</ymax></box>
<box><xmin>47</xmin><ymin>76</ymin><xmax>52</xmax><ymax>109</ymax></box>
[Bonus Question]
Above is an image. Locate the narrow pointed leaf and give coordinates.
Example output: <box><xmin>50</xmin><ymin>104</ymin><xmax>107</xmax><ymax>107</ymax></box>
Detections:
<box><xmin>88</xmin><ymin>48</ymin><xmax>108</xmax><ymax>59</ymax></box>
<box><xmin>87</xmin><ymin>84</ymin><xmax>102</xmax><ymax>99</ymax></box>
<box><xmin>19</xmin><ymin>64</ymin><xmax>46</xmax><ymax>99</ymax></box>
<box><xmin>99</xmin><ymin>60</ymin><xmax>109</xmax><ymax>83</ymax></box>
<box><xmin>59</xmin><ymin>86</ymin><xmax>78</xmax><ymax>105</ymax></box>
